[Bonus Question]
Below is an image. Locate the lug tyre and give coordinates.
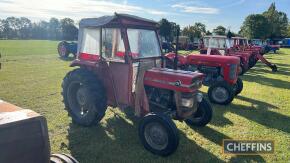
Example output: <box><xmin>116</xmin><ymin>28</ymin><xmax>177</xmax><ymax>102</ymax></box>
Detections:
<box><xmin>139</xmin><ymin>113</ymin><xmax>179</xmax><ymax>156</ymax></box>
<box><xmin>208</xmin><ymin>82</ymin><xmax>235</xmax><ymax>105</ymax></box>
<box><xmin>185</xmin><ymin>98</ymin><xmax>212</xmax><ymax>127</ymax></box>
<box><xmin>62</xmin><ymin>68</ymin><xmax>107</xmax><ymax>126</ymax></box>
<box><xmin>233</xmin><ymin>78</ymin><xmax>243</xmax><ymax>96</ymax></box>
<box><xmin>58</xmin><ymin>41</ymin><xmax>69</xmax><ymax>58</ymax></box>
<box><xmin>50</xmin><ymin>153</ymin><xmax>79</xmax><ymax>163</ymax></box>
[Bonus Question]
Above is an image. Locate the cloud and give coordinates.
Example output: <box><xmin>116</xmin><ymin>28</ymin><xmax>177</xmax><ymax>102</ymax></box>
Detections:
<box><xmin>171</xmin><ymin>4</ymin><xmax>219</xmax><ymax>14</ymax></box>
<box><xmin>221</xmin><ymin>0</ymin><xmax>246</xmax><ymax>8</ymax></box>
<box><xmin>0</xmin><ymin>0</ymin><xmax>169</xmax><ymax>20</ymax></box>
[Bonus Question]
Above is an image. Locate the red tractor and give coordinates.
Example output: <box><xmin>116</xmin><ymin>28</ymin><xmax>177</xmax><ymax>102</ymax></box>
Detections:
<box><xmin>165</xmin><ymin>53</ymin><xmax>242</xmax><ymax>105</ymax></box>
<box><xmin>200</xmin><ymin>35</ymin><xmax>252</xmax><ymax>75</ymax></box>
<box><xmin>62</xmin><ymin>13</ymin><xmax>213</xmax><ymax>156</ymax></box>
<box><xmin>231</xmin><ymin>37</ymin><xmax>277</xmax><ymax>71</ymax></box>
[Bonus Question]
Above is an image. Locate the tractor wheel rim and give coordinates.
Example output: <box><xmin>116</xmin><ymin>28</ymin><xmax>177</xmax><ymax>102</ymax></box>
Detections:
<box><xmin>60</xmin><ymin>45</ymin><xmax>66</xmax><ymax>56</ymax></box>
<box><xmin>67</xmin><ymin>82</ymin><xmax>89</xmax><ymax>118</ymax></box>
<box><xmin>212</xmin><ymin>87</ymin><xmax>229</xmax><ymax>103</ymax></box>
<box><xmin>144</xmin><ymin>122</ymin><xmax>168</xmax><ymax>151</ymax></box>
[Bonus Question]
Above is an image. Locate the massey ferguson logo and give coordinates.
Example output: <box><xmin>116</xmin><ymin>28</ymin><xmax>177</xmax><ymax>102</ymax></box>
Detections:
<box><xmin>174</xmin><ymin>80</ymin><xmax>181</xmax><ymax>86</ymax></box>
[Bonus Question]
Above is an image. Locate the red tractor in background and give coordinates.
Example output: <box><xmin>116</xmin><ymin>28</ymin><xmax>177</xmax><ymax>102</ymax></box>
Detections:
<box><xmin>231</xmin><ymin>37</ymin><xmax>277</xmax><ymax>71</ymax></box>
<box><xmin>200</xmin><ymin>35</ymin><xmax>252</xmax><ymax>75</ymax></box>
<box><xmin>165</xmin><ymin>52</ymin><xmax>243</xmax><ymax>105</ymax></box>
<box><xmin>62</xmin><ymin>13</ymin><xmax>213</xmax><ymax>156</ymax></box>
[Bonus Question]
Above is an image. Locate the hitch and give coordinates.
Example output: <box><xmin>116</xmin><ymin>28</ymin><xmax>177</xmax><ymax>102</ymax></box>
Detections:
<box><xmin>256</xmin><ymin>53</ymin><xmax>278</xmax><ymax>72</ymax></box>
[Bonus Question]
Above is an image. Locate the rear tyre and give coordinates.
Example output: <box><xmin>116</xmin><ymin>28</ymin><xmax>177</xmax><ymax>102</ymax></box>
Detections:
<box><xmin>185</xmin><ymin>98</ymin><xmax>212</xmax><ymax>127</ymax></box>
<box><xmin>50</xmin><ymin>153</ymin><xmax>79</xmax><ymax>163</ymax></box>
<box><xmin>62</xmin><ymin>68</ymin><xmax>107</xmax><ymax>126</ymax></box>
<box><xmin>208</xmin><ymin>82</ymin><xmax>234</xmax><ymax>105</ymax></box>
<box><xmin>139</xmin><ymin>113</ymin><xmax>179</xmax><ymax>156</ymax></box>
<box><xmin>58</xmin><ymin>41</ymin><xmax>69</xmax><ymax>58</ymax></box>
<box><xmin>233</xmin><ymin>78</ymin><xmax>243</xmax><ymax>96</ymax></box>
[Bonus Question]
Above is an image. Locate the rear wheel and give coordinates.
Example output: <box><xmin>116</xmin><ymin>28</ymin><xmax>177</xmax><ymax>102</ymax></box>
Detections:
<box><xmin>62</xmin><ymin>68</ymin><xmax>107</xmax><ymax>126</ymax></box>
<box><xmin>208</xmin><ymin>82</ymin><xmax>234</xmax><ymax>105</ymax></box>
<box><xmin>185</xmin><ymin>98</ymin><xmax>212</xmax><ymax>127</ymax></box>
<box><xmin>233</xmin><ymin>78</ymin><xmax>243</xmax><ymax>95</ymax></box>
<box><xmin>139</xmin><ymin>113</ymin><xmax>179</xmax><ymax>156</ymax></box>
<box><xmin>58</xmin><ymin>41</ymin><xmax>69</xmax><ymax>58</ymax></box>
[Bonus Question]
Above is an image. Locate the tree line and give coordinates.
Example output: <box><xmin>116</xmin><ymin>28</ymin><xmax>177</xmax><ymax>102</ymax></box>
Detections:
<box><xmin>159</xmin><ymin>18</ymin><xmax>231</xmax><ymax>43</ymax></box>
<box><xmin>159</xmin><ymin>3</ymin><xmax>289</xmax><ymax>42</ymax></box>
<box><xmin>0</xmin><ymin>3</ymin><xmax>288</xmax><ymax>41</ymax></box>
<box><xmin>240</xmin><ymin>3</ymin><xmax>289</xmax><ymax>40</ymax></box>
<box><xmin>0</xmin><ymin>17</ymin><xmax>78</xmax><ymax>40</ymax></box>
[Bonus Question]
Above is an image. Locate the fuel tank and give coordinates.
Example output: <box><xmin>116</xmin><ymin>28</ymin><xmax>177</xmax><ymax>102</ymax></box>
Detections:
<box><xmin>144</xmin><ymin>68</ymin><xmax>204</xmax><ymax>93</ymax></box>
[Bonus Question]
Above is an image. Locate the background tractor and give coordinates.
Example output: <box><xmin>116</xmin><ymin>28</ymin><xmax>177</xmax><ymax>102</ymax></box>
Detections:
<box><xmin>57</xmin><ymin>41</ymin><xmax>77</xmax><ymax>58</ymax></box>
<box><xmin>232</xmin><ymin>37</ymin><xmax>277</xmax><ymax>72</ymax></box>
<box><xmin>62</xmin><ymin>13</ymin><xmax>213</xmax><ymax>156</ymax></box>
<box><xmin>165</xmin><ymin>53</ymin><xmax>242</xmax><ymax>105</ymax></box>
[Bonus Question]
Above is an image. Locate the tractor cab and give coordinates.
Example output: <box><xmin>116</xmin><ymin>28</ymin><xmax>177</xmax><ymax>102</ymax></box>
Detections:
<box><xmin>63</xmin><ymin>13</ymin><xmax>213</xmax><ymax>156</ymax></box>
<box><xmin>201</xmin><ymin>35</ymin><xmax>229</xmax><ymax>55</ymax></box>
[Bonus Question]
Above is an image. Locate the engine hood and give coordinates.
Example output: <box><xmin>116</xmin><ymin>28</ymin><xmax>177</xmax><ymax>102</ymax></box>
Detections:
<box><xmin>144</xmin><ymin>68</ymin><xmax>204</xmax><ymax>93</ymax></box>
<box><xmin>187</xmin><ymin>54</ymin><xmax>240</xmax><ymax>65</ymax></box>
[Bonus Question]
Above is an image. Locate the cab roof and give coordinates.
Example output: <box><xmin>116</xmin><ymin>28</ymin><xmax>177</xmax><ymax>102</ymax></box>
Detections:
<box><xmin>79</xmin><ymin>13</ymin><xmax>158</xmax><ymax>29</ymax></box>
<box><xmin>204</xmin><ymin>35</ymin><xmax>227</xmax><ymax>39</ymax></box>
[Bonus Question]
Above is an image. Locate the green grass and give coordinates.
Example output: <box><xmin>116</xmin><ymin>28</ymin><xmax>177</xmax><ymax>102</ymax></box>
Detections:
<box><xmin>0</xmin><ymin>40</ymin><xmax>289</xmax><ymax>163</ymax></box>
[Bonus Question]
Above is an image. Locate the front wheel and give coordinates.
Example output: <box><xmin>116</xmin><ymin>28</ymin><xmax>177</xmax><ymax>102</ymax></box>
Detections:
<box><xmin>139</xmin><ymin>113</ymin><xmax>179</xmax><ymax>156</ymax></box>
<box><xmin>185</xmin><ymin>99</ymin><xmax>212</xmax><ymax>127</ymax></box>
<box><xmin>208</xmin><ymin>82</ymin><xmax>235</xmax><ymax>105</ymax></box>
<box><xmin>233</xmin><ymin>78</ymin><xmax>243</xmax><ymax>96</ymax></box>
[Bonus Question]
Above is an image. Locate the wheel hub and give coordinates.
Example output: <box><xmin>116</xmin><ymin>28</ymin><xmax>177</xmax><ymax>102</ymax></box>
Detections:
<box><xmin>76</xmin><ymin>87</ymin><xmax>88</xmax><ymax>106</ymax></box>
<box><xmin>212</xmin><ymin>87</ymin><xmax>229</xmax><ymax>103</ymax></box>
<box><xmin>144</xmin><ymin>123</ymin><xmax>168</xmax><ymax>150</ymax></box>
<box><xmin>60</xmin><ymin>45</ymin><xmax>66</xmax><ymax>56</ymax></box>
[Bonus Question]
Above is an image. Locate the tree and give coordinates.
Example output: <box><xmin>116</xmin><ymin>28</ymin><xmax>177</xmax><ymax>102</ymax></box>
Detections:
<box><xmin>5</xmin><ymin>17</ymin><xmax>21</xmax><ymax>39</ymax></box>
<box><xmin>159</xmin><ymin>18</ymin><xmax>172</xmax><ymax>42</ymax></box>
<box><xmin>288</xmin><ymin>24</ymin><xmax>290</xmax><ymax>37</ymax></box>
<box><xmin>48</xmin><ymin>18</ymin><xmax>61</xmax><ymax>40</ymax></box>
<box><xmin>60</xmin><ymin>18</ymin><xmax>78</xmax><ymax>40</ymax></box>
<box><xmin>240</xmin><ymin>14</ymin><xmax>270</xmax><ymax>39</ymax></box>
<box><xmin>213</xmin><ymin>26</ymin><xmax>226</xmax><ymax>35</ymax></box>
<box><xmin>182</xmin><ymin>22</ymin><xmax>206</xmax><ymax>41</ymax></box>
<box><xmin>263</xmin><ymin>3</ymin><xmax>288</xmax><ymax>38</ymax></box>
<box><xmin>19</xmin><ymin>17</ymin><xmax>32</xmax><ymax>39</ymax></box>
<box><xmin>0</xmin><ymin>19</ymin><xmax>3</xmax><ymax>38</ymax></box>
<box><xmin>205</xmin><ymin>30</ymin><xmax>212</xmax><ymax>35</ymax></box>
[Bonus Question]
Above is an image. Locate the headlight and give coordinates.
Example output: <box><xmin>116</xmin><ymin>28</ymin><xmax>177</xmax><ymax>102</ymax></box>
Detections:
<box><xmin>181</xmin><ymin>98</ymin><xmax>194</xmax><ymax>108</ymax></box>
<box><xmin>191</xmin><ymin>78</ymin><xmax>203</xmax><ymax>89</ymax></box>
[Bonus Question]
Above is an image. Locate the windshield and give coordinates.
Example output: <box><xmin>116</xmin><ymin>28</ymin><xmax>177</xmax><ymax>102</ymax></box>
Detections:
<box><xmin>127</xmin><ymin>29</ymin><xmax>161</xmax><ymax>58</ymax></box>
<box><xmin>204</xmin><ymin>37</ymin><xmax>226</xmax><ymax>49</ymax></box>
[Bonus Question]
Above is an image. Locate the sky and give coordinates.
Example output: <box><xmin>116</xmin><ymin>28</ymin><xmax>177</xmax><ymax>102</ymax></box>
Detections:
<box><xmin>0</xmin><ymin>0</ymin><xmax>289</xmax><ymax>32</ymax></box>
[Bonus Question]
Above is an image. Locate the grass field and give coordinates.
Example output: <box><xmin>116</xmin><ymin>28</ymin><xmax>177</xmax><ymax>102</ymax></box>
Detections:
<box><xmin>0</xmin><ymin>40</ymin><xmax>289</xmax><ymax>163</ymax></box>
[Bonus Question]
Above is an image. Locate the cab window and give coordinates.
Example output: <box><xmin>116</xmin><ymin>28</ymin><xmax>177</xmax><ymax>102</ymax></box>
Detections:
<box><xmin>102</xmin><ymin>28</ymin><xmax>125</xmax><ymax>61</ymax></box>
